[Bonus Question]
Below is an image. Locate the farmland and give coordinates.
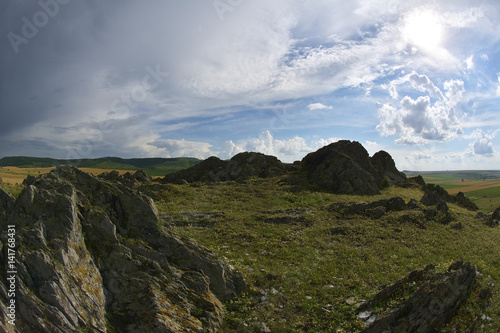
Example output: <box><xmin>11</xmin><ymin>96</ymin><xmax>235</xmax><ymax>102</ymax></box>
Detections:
<box><xmin>405</xmin><ymin>170</ymin><xmax>500</xmax><ymax>213</ymax></box>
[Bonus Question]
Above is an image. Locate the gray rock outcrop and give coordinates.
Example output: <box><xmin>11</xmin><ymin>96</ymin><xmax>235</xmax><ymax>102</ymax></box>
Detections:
<box><xmin>162</xmin><ymin>152</ymin><xmax>289</xmax><ymax>184</ymax></box>
<box><xmin>358</xmin><ymin>260</ymin><xmax>477</xmax><ymax>332</ymax></box>
<box><xmin>371</xmin><ymin>150</ymin><xmax>406</xmax><ymax>184</ymax></box>
<box><xmin>301</xmin><ymin>141</ymin><xmax>405</xmax><ymax>195</ymax></box>
<box><xmin>0</xmin><ymin>166</ymin><xmax>244</xmax><ymax>332</ymax></box>
<box><xmin>421</xmin><ymin>183</ymin><xmax>478</xmax><ymax>211</ymax></box>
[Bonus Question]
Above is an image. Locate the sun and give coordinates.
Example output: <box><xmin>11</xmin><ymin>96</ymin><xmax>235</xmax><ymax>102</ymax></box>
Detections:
<box><xmin>403</xmin><ymin>10</ymin><xmax>443</xmax><ymax>51</ymax></box>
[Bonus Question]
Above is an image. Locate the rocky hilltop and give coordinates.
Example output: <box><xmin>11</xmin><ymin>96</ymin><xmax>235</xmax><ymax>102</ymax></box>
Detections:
<box><xmin>163</xmin><ymin>140</ymin><xmax>406</xmax><ymax>195</ymax></box>
<box><xmin>301</xmin><ymin>140</ymin><xmax>406</xmax><ymax>195</ymax></box>
<box><xmin>0</xmin><ymin>166</ymin><xmax>244</xmax><ymax>332</ymax></box>
<box><xmin>162</xmin><ymin>152</ymin><xmax>291</xmax><ymax>184</ymax></box>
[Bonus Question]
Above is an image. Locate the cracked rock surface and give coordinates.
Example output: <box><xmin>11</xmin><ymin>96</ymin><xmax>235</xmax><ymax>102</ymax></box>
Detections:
<box><xmin>0</xmin><ymin>166</ymin><xmax>244</xmax><ymax>332</ymax></box>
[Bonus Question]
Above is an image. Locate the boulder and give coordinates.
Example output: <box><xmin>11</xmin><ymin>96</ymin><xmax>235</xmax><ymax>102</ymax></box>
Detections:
<box><xmin>371</xmin><ymin>151</ymin><xmax>406</xmax><ymax>184</ymax></box>
<box><xmin>0</xmin><ymin>166</ymin><xmax>244</xmax><ymax>332</ymax></box>
<box><xmin>358</xmin><ymin>261</ymin><xmax>477</xmax><ymax>332</ymax></box>
<box><xmin>422</xmin><ymin>184</ymin><xmax>478</xmax><ymax>211</ymax></box>
<box><xmin>329</xmin><ymin>197</ymin><xmax>409</xmax><ymax>219</ymax></box>
<box><xmin>486</xmin><ymin>207</ymin><xmax>500</xmax><ymax>227</ymax></box>
<box><xmin>301</xmin><ymin>141</ymin><xmax>383</xmax><ymax>195</ymax></box>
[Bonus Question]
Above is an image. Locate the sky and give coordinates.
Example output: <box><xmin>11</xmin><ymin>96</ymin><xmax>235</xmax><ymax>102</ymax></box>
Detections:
<box><xmin>1</xmin><ymin>0</ymin><xmax>499</xmax><ymax>171</ymax></box>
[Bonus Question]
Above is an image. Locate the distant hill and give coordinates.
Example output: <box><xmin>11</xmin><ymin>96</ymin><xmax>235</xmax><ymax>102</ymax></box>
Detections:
<box><xmin>0</xmin><ymin>156</ymin><xmax>201</xmax><ymax>176</ymax></box>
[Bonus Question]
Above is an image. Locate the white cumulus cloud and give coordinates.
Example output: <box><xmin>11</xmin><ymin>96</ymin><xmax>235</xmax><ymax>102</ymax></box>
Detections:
<box><xmin>377</xmin><ymin>73</ymin><xmax>464</xmax><ymax>145</ymax></box>
<box><xmin>148</xmin><ymin>139</ymin><xmax>213</xmax><ymax>159</ymax></box>
<box><xmin>470</xmin><ymin>129</ymin><xmax>494</xmax><ymax>155</ymax></box>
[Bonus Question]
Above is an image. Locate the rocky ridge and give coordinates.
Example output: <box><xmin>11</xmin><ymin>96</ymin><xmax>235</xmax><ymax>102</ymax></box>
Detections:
<box><xmin>162</xmin><ymin>152</ymin><xmax>290</xmax><ymax>184</ymax></box>
<box><xmin>0</xmin><ymin>166</ymin><xmax>244</xmax><ymax>332</ymax></box>
<box><xmin>163</xmin><ymin>140</ymin><xmax>406</xmax><ymax>195</ymax></box>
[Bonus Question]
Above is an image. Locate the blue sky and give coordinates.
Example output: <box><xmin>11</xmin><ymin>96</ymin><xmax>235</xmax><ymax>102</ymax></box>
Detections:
<box><xmin>1</xmin><ymin>0</ymin><xmax>499</xmax><ymax>170</ymax></box>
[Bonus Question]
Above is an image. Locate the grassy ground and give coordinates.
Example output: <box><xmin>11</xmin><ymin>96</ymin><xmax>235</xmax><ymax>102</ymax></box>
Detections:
<box><xmin>2</xmin><ymin>169</ymin><xmax>499</xmax><ymax>331</ymax></box>
<box><xmin>155</xmin><ymin>177</ymin><xmax>500</xmax><ymax>332</ymax></box>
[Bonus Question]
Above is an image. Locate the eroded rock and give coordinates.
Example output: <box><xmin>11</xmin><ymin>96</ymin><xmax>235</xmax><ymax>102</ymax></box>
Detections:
<box><xmin>358</xmin><ymin>261</ymin><xmax>477</xmax><ymax>333</ymax></box>
<box><xmin>0</xmin><ymin>166</ymin><xmax>244</xmax><ymax>332</ymax></box>
<box><xmin>301</xmin><ymin>141</ymin><xmax>385</xmax><ymax>195</ymax></box>
<box><xmin>162</xmin><ymin>152</ymin><xmax>290</xmax><ymax>184</ymax></box>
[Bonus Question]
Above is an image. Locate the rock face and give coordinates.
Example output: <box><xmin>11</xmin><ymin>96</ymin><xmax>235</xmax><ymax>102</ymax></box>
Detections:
<box><xmin>371</xmin><ymin>150</ymin><xmax>406</xmax><ymax>184</ymax></box>
<box><xmin>421</xmin><ymin>183</ymin><xmax>478</xmax><ymax>211</ymax></box>
<box><xmin>162</xmin><ymin>152</ymin><xmax>289</xmax><ymax>184</ymax></box>
<box><xmin>301</xmin><ymin>141</ymin><xmax>405</xmax><ymax>195</ymax></box>
<box><xmin>0</xmin><ymin>166</ymin><xmax>244</xmax><ymax>332</ymax></box>
<box><xmin>358</xmin><ymin>260</ymin><xmax>477</xmax><ymax>332</ymax></box>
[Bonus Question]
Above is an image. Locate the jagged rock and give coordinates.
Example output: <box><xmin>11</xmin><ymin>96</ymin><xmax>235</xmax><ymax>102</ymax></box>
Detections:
<box><xmin>491</xmin><ymin>207</ymin><xmax>500</xmax><ymax>221</ymax></box>
<box><xmin>162</xmin><ymin>152</ymin><xmax>289</xmax><ymax>184</ymax></box>
<box><xmin>371</xmin><ymin>151</ymin><xmax>407</xmax><ymax>185</ymax></box>
<box><xmin>386</xmin><ymin>197</ymin><xmax>406</xmax><ymax>211</ymax></box>
<box><xmin>98</xmin><ymin>169</ymin><xmax>152</xmax><ymax>187</ymax></box>
<box><xmin>454</xmin><ymin>192</ymin><xmax>478</xmax><ymax>211</ymax></box>
<box><xmin>437</xmin><ymin>201</ymin><xmax>450</xmax><ymax>213</ymax></box>
<box><xmin>407</xmin><ymin>198</ymin><xmax>420</xmax><ymax>209</ymax></box>
<box><xmin>329</xmin><ymin>197</ymin><xmax>409</xmax><ymax>219</ymax></box>
<box><xmin>366</xmin><ymin>206</ymin><xmax>386</xmax><ymax>219</ymax></box>
<box><xmin>422</xmin><ymin>183</ymin><xmax>478</xmax><ymax>211</ymax></box>
<box><xmin>301</xmin><ymin>141</ymin><xmax>384</xmax><ymax>195</ymax></box>
<box><xmin>485</xmin><ymin>207</ymin><xmax>500</xmax><ymax>227</ymax></box>
<box><xmin>0</xmin><ymin>188</ymin><xmax>15</xmax><ymax>223</ymax></box>
<box><xmin>358</xmin><ymin>261</ymin><xmax>477</xmax><ymax>333</ymax></box>
<box><xmin>0</xmin><ymin>166</ymin><xmax>244</xmax><ymax>332</ymax></box>
<box><xmin>396</xmin><ymin>175</ymin><xmax>426</xmax><ymax>189</ymax></box>
<box><xmin>420</xmin><ymin>191</ymin><xmax>445</xmax><ymax>206</ymax></box>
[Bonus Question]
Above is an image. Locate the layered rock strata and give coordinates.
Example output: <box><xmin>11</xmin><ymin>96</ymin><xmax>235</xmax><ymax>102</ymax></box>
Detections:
<box><xmin>0</xmin><ymin>166</ymin><xmax>244</xmax><ymax>332</ymax></box>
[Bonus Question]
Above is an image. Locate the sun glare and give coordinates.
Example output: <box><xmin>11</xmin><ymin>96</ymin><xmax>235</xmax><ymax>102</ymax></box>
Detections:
<box><xmin>403</xmin><ymin>10</ymin><xmax>443</xmax><ymax>51</ymax></box>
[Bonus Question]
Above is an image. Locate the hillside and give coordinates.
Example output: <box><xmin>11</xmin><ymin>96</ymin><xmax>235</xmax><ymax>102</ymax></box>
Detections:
<box><xmin>1</xmin><ymin>142</ymin><xmax>499</xmax><ymax>332</ymax></box>
<box><xmin>0</xmin><ymin>156</ymin><xmax>201</xmax><ymax>176</ymax></box>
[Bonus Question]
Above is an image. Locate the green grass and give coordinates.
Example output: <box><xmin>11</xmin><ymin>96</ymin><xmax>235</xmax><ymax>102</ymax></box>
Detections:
<box><xmin>0</xmin><ymin>181</ymin><xmax>23</xmax><ymax>198</ymax></box>
<box><xmin>155</xmin><ymin>177</ymin><xmax>500</xmax><ymax>332</ymax></box>
<box><xmin>467</xmin><ymin>186</ymin><xmax>500</xmax><ymax>212</ymax></box>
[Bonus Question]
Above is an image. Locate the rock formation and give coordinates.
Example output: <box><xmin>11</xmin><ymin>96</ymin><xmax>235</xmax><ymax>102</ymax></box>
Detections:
<box><xmin>357</xmin><ymin>260</ymin><xmax>478</xmax><ymax>332</ymax></box>
<box><xmin>371</xmin><ymin>150</ymin><xmax>406</xmax><ymax>184</ymax></box>
<box><xmin>162</xmin><ymin>152</ymin><xmax>289</xmax><ymax>184</ymax></box>
<box><xmin>0</xmin><ymin>166</ymin><xmax>244</xmax><ymax>332</ymax></box>
<box><xmin>420</xmin><ymin>183</ymin><xmax>478</xmax><ymax>211</ymax></box>
<box><xmin>161</xmin><ymin>141</ymin><xmax>408</xmax><ymax>196</ymax></box>
<box><xmin>301</xmin><ymin>140</ymin><xmax>405</xmax><ymax>195</ymax></box>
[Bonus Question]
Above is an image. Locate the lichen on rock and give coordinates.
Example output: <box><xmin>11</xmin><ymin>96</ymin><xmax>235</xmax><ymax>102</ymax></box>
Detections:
<box><xmin>0</xmin><ymin>165</ymin><xmax>244</xmax><ymax>332</ymax></box>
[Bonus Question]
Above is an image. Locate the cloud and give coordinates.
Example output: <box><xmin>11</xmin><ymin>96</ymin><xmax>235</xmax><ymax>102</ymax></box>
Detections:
<box><xmin>465</xmin><ymin>55</ymin><xmax>474</xmax><ymax>70</ymax></box>
<box><xmin>148</xmin><ymin>139</ymin><xmax>213</xmax><ymax>159</ymax></box>
<box><xmin>307</xmin><ymin>103</ymin><xmax>333</xmax><ymax>111</ymax></box>
<box><xmin>377</xmin><ymin>73</ymin><xmax>464</xmax><ymax>145</ymax></box>
<box><xmin>497</xmin><ymin>73</ymin><xmax>500</xmax><ymax>97</ymax></box>
<box><xmin>217</xmin><ymin>131</ymin><xmax>342</xmax><ymax>162</ymax></box>
<box><xmin>470</xmin><ymin>129</ymin><xmax>494</xmax><ymax>155</ymax></box>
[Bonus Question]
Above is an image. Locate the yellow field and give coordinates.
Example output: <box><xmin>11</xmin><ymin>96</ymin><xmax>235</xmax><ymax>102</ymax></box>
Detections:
<box><xmin>0</xmin><ymin>166</ymin><xmax>131</xmax><ymax>185</ymax></box>
<box><xmin>444</xmin><ymin>180</ymin><xmax>500</xmax><ymax>195</ymax></box>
